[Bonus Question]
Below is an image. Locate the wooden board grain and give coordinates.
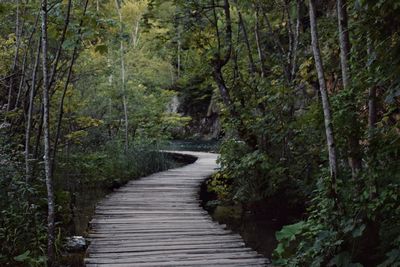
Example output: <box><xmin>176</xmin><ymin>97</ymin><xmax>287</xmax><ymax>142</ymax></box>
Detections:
<box><xmin>84</xmin><ymin>151</ymin><xmax>270</xmax><ymax>266</ymax></box>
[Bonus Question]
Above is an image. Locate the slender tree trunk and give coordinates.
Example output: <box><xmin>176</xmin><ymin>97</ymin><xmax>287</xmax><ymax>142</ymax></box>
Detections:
<box><xmin>368</xmin><ymin>35</ymin><xmax>377</xmax><ymax>136</ymax></box>
<box><xmin>121</xmin><ymin>36</ymin><xmax>129</xmax><ymax>153</ymax></box>
<box><xmin>214</xmin><ymin>65</ymin><xmax>234</xmax><ymax>109</ymax></box>
<box><xmin>211</xmin><ymin>0</ymin><xmax>233</xmax><ymax>109</ymax></box>
<box><xmin>34</xmin><ymin>103</ymin><xmax>44</xmax><ymax>160</ymax></box>
<box><xmin>15</xmin><ymin>12</ymin><xmax>40</xmax><ymax>110</ymax></box>
<box><xmin>236</xmin><ymin>5</ymin><xmax>256</xmax><ymax>75</ymax></box>
<box><xmin>48</xmin><ymin>0</ymin><xmax>72</xmax><ymax>90</ymax></box>
<box><xmin>254</xmin><ymin>8</ymin><xmax>266</xmax><ymax>77</ymax></box>
<box><xmin>222</xmin><ymin>0</ymin><xmax>233</xmax><ymax>65</ymax></box>
<box><xmin>25</xmin><ymin>39</ymin><xmax>41</xmax><ymax>182</ymax></box>
<box><xmin>177</xmin><ymin>28</ymin><xmax>181</xmax><ymax>79</ymax></box>
<box><xmin>291</xmin><ymin>0</ymin><xmax>301</xmax><ymax>81</ymax></box>
<box><xmin>133</xmin><ymin>20</ymin><xmax>140</xmax><ymax>48</ymax></box>
<box><xmin>115</xmin><ymin>0</ymin><xmax>129</xmax><ymax>152</ymax></box>
<box><xmin>7</xmin><ymin>0</ymin><xmax>21</xmax><ymax>113</ymax></box>
<box><xmin>285</xmin><ymin>0</ymin><xmax>294</xmax><ymax>79</ymax></box>
<box><xmin>40</xmin><ymin>0</ymin><xmax>55</xmax><ymax>265</ymax></box>
<box><xmin>52</xmin><ymin>0</ymin><xmax>89</xmax><ymax>171</ymax></box>
<box><xmin>368</xmin><ymin>87</ymin><xmax>377</xmax><ymax>131</ymax></box>
<box><xmin>337</xmin><ymin>0</ymin><xmax>362</xmax><ymax>177</ymax></box>
<box><xmin>285</xmin><ymin>0</ymin><xmax>302</xmax><ymax>83</ymax></box>
<box><xmin>309</xmin><ymin>0</ymin><xmax>339</xmax><ymax>181</ymax></box>
<box><xmin>337</xmin><ymin>0</ymin><xmax>350</xmax><ymax>89</ymax></box>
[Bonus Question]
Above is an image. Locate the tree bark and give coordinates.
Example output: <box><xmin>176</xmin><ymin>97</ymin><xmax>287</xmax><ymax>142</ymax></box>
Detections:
<box><xmin>115</xmin><ymin>0</ymin><xmax>129</xmax><ymax>152</ymax></box>
<box><xmin>337</xmin><ymin>0</ymin><xmax>350</xmax><ymax>89</ymax></box>
<box><xmin>7</xmin><ymin>0</ymin><xmax>21</xmax><ymax>113</ymax></box>
<box><xmin>235</xmin><ymin>1</ymin><xmax>256</xmax><ymax>75</ymax></box>
<box><xmin>133</xmin><ymin>20</ymin><xmax>140</xmax><ymax>48</ymax></box>
<box><xmin>25</xmin><ymin>39</ymin><xmax>41</xmax><ymax>182</ymax></box>
<box><xmin>368</xmin><ymin>36</ymin><xmax>377</xmax><ymax>137</ymax></box>
<box><xmin>254</xmin><ymin>8</ymin><xmax>266</xmax><ymax>77</ymax></box>
<box><xmin>52</xmin><ymin>0</ymin><xmax>89</xmax><ymax>171</ymax></box>
<box><xmin>48</xmin><ymin>0</ymin><xmax>72</xmax><ymax>90</ymax></box>
<box><xmin>309</xmin><ymin>0</ymin><xmax>339</xmax><ymax>181</ymax></box>
<box><xmin>211</xmin><ymin>0</ymin><xmax>233</xmax><ymax>109</ymax></box>
<box><xmin>291</xmin><ymin>0</ymin><xmax>301</xmax><ymax>81</ymax></box>
<box><xmin>15</xmin><ymin>12</ymin><xmax>40</xmax><ymax>111</ymax></box>
<box><xmin>285</xmin><ymin>0</ymin><xmax>294</xmax><ymax>79</ymax></box>
<box><xmin>177</xmin><ymin>28</ymin><xmax>181</xmax><ymax>79</ymax></box>
<box><xmin>337</xmin><ymin>0</ymin><xmax>362</xmax><ymax>177</ymax></box>
<box><xmin>368</xmin><ymin>88</ymin><xmax>377</xmax><ymax>131</ymax></box>
<box><xmin>40</xmin><ymin>0</ymin><xmax>55</xmax><ymax>265</ymax></box>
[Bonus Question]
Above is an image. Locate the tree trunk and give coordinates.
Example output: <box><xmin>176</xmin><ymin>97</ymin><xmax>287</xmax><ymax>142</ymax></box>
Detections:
<box><xmin>52</xmin><ymin>0</ymin><xmax>89</xmax><ymax>171</ymax></box>
<box><xmin>254</xmin><ymin>8</ymin><xmax>266</xmax><ymax>77</ymax></box>
<box><xmin>309</xmin><ymin>0</ymin><xmax>339</xmax><ymax>181</ymax></box>
<box><xmin>337</xmin><ymin>0</ymin><xmax>362</xmax><ymax>177</ymax></box>
<box><xmin>368</xmin><ymin>37</ymin><xmax>377</xmax><ymax>138</ymax></box>
<box><xmin>291</xmin><ymin>0</ymin><xmax>301</xmax><ymax>81</ymax></box>
<box><xmin>25</xmin><ymin>39</ymin><xmax>41</xmax><ymax>182</ymax></box>
<box><xmin>235</xmin><ymin>3</ymin><xmax>256</xmax><ymax>75</ymax></box>
<box><xmin>133</xmin><ymin>20</ymin><xmax>140</xmax><ymax>48</ymax></box>
<box><xmin>177</xmin><ymin>28</ymin><xmax>181</xmax><ymax>79</ymax></box>
<box><xmin>285</xmin><ymin>0</ymin><xmax>294</xmax><ymax>80</ymax></box>
<box><xmin>48</xmin><ymin>0</ymin><xmax>72</xmax><ymax>90</ymax></box>
<box><xmin>368</xmin><ymin>88</ymin><xmax>377</xmax><ymax>132</ymax></box>
<box><xmin>337</xmin><ymin>0</ymin><xmax>350</xmax><ymax>89</ymax></box>
<box><xmin>367</xmin><ymin>35</ymin><xmax>377</xmax><ymax>133</ymax></box>
<box><xmin>115</xmin><ymin>0</ymin><xmax>129</xmax><ymax>152</ymax></box>
<box><xmin>211</xmin><ymin>0</ymin><xmax>233</xmax><ymax>109</ymax></box>
<box><xmin>34</xmin><ymin>103</ymin><xmax>44</xmax><ymax>161</ymax></box>
<box><xmin>7</xmin><ymin>0</ymin><xmax>21</xmax><ymax>113</ymax></box>
<box><xmin>15</xmin><ymin>12</ymin><xmax>40</xmax><ymax>111</ymax></box>
<box><xmin>40</xmin><ymin>0</ymin><xmax>55</xmax><ymax>265</ymax></box>
<box><xmin>213</xmin><ymin>64</ymin><xmax>234</xmax><ymax>110</ymax></box>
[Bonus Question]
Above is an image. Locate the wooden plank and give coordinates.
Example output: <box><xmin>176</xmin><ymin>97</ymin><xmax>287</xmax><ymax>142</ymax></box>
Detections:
<box><xmin>85</xmin><ymin>257</ymin><xmax>267</xmax><ymax>266</ymax></box>
<box><xmin>85</xmin><ymin>151</ymin><xmax>269</xmax><ymax>266</ymax></box>
<box><xmin>87</xmin><ymin>247</ymin><xmax>255</xmax><ymax>258</ymax></box>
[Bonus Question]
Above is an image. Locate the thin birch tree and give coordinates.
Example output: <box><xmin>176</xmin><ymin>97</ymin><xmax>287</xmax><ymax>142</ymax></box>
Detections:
<box><xmin>309</xmin><ymin>0</ymin><xmax>339</xmax><ymax>193</ymax></box>
<box><xmin>115</xmin><ymin>0</ymin><xmax>130</xmax><ymax>152</ymax></box>
<box><xmin>40</xmin><ymin>0</ymin><xmax>55</xmax><ymax>264</ymax></box>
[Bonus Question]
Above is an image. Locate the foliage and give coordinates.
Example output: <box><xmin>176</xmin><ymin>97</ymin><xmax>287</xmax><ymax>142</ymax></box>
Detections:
<box><xmin>0</xmin><ymin>0</ymin><xmax>190</xmax><ymax>265</ymax></box>
<box><xmin>0</xmin><ymin>0</ymin><xmax>399</xmax><ymax>266</ymax></box>
<box><xmin>160</xmin><ymin>0</ymin><xmax>400</xmax><ymax>265</ymax></box>
<box><xmin>0</xmin><ymin>141</ymin><xmax>47</xmax><ymax>266</ymax></box>
<box><xmin>55</xmin><ymin>141</ymin><xmax>176</xmax><ymax>188</ymax></box>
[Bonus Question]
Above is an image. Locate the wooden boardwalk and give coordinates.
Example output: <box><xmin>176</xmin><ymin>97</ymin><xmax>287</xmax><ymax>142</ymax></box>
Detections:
<box><xmin>85</xmin><ymin>151</ymin><xmax>269</xmax><ymax>266</ymax></box>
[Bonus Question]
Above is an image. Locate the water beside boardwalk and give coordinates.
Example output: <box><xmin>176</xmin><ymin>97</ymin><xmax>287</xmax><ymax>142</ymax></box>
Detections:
<box><xmin>166</xmin><ymin>140</ymin><xmax>283</xmax><ymax>259</ymax></box>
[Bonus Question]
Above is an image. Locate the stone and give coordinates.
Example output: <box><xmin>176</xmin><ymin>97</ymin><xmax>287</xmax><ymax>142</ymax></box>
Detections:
<box><xmin>65</xmin><ymin>236</ymin><xmax>87</xmax><ymax>252</ymax></box>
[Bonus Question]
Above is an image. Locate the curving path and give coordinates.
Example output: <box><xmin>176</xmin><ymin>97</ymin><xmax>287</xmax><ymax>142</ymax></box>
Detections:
<box><xmin>85</xmin><ymin>151</ymin><xmax>269</xmax><ymax>266</ymax></box>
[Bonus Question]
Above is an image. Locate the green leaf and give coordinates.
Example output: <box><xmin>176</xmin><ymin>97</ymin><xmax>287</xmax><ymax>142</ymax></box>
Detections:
<box><xmin>13</xmin><ymin>250</ymin><xmax>30</xmax><ymax>262</ymax></box>
<box><xmin>275</xmin><ymin>243</ymin><xmax>285</xmax><ymax>255</ymax></box>
<box><xmin>276</xmin><ymin>221</ymin><xmax>306</xmax><ymax>242</ymax></box>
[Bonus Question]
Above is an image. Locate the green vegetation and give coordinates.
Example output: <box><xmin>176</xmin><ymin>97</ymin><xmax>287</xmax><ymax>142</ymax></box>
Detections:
<box><xmin>0</xmin><ymin>0</ymin><xmax>188</xmax><ymax>266</ymax></box>
<box><xmin>1</xmin><ymin>0</ymin><xmax>400</xmax><ymax>266</ymax></box>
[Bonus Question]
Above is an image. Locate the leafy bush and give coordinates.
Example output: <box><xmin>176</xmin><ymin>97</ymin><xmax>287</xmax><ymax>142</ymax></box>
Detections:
<box><xmin>0</xmin><ymin>147</ymin><xmax>47</xmax><ymax>266</ymax></box>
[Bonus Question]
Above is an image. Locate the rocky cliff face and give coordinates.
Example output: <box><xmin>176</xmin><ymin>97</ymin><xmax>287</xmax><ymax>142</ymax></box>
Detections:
<box><xmin>168</xmin><ymin>92</ymin><xmax>221</xmax><ymax>140</ymax></box>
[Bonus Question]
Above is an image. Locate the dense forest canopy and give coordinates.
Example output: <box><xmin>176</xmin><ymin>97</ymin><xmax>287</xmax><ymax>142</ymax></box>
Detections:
<box><xmin>0</xmin><ymin>0</ymin><xmax>399</xmax><ymax>266</ymax></box>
